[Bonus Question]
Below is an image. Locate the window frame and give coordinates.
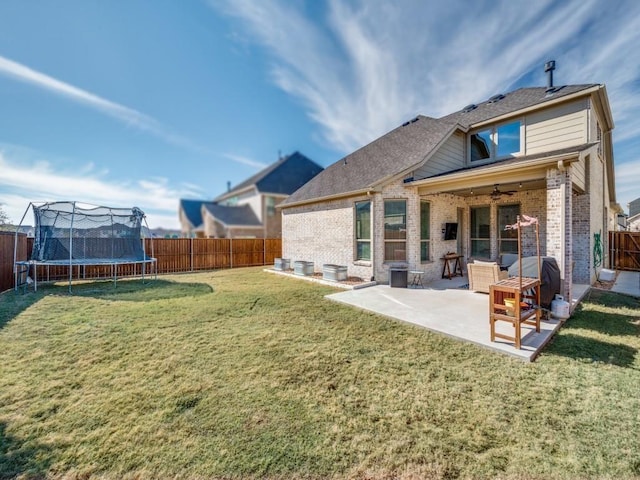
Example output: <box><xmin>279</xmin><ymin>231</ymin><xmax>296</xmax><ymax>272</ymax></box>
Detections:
<box><xmin>469</xmin><ymin>119</ymin><xmax>523</xmax><ymax>164</ymax></box>
<box><xmin>354</xmin><ymin>200</ymin><xmax>372</xmax><ymax>261</ymax></box>
<box><xmin>384</xmin><ymin>199</ymin><xmax>407</xmax><ymax>262</ymax></box>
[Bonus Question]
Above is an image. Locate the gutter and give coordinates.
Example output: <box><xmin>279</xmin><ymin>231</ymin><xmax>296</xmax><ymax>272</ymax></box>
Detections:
<box><xmin>279</xmin><ymin>188</ymin><xmax>375</xmax><ymax>209</ymax></box>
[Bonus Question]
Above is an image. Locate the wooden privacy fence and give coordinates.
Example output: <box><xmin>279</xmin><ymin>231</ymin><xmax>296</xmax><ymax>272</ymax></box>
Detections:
<box><xmin>609</xmin><ymin>231</ymin><xmax>640</xmax><ymax>271</ymax></box>
<box><xmin>0</xmin><ymin>236</ymin><xmax>282</xmax><ymax>292</ymax></box>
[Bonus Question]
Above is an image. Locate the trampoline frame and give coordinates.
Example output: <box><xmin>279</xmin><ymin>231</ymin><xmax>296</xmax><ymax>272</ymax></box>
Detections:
<box><xmin>13</xmin><ymin>201</ymin><xmax>157</xmax><ymax>293</ymax></box>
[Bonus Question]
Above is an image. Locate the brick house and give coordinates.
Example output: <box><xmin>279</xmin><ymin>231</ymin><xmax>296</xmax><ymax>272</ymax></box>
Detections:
<box><xmin>280</xmin><ymin>70</ymin><xmax>620</xmax><ymax>300</ymax></box>
<box><xmin>179</xmin><ymin>152</ymin><xmax>323</xmax><ymax>238</ymax></box>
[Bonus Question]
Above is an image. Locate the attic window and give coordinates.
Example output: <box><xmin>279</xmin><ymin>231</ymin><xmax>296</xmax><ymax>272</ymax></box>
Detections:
<box><xmin>488</xmin><ymin>94</ymin><xmax>505</xmax><ymax>103</ymax></box>
<box><xmin>462</xmin><ymin>104</ymin><xmax>477</xmax><ymax>113</ymax></box>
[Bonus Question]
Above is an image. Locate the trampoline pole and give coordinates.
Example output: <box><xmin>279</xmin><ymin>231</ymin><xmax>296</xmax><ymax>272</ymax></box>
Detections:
<box><xmin>69</xmin><ymin>201</ymin><xmax>76</xmax><ymax>294</ymax></box>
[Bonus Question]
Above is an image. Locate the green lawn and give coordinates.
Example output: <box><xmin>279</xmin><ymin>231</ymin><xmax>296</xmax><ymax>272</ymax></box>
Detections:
<box><xmin>0</xmin><ymin>267</ymin><xmax>639</xmax><ymax>480</ymax></box>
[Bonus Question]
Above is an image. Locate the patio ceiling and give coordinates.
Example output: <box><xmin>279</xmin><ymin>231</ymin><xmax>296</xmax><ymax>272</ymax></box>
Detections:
<box><xmin>438</xmin><ymin>178</ymin><xmax>547</xmax><ymax>198</ymax></box>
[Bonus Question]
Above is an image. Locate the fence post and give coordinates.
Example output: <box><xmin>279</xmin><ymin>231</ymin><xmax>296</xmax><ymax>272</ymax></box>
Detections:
<box><xmin>230</xmin><ymin>238</ymin><xmax>233</xmax><ymax>269</ymax></box>
<box><xmin>190</xmin><ymin>237</ymin><xmax>194</xmax><ymax>272</ymax></box>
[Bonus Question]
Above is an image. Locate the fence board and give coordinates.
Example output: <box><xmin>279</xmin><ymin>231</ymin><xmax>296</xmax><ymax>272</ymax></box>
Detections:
<box><xmin>0</xmin><ymin>232</ymin><xmax>27</xmax><ymax>292</ymax></box>
<box><xmin>609</xmin><ymin>231</ymin><xmax>640</xmax><ymax>271</ymax></box>
<box><xmin>1</xmin><ymin>237</ymin><xmax>282</xmax><ymax>292</ymax></box>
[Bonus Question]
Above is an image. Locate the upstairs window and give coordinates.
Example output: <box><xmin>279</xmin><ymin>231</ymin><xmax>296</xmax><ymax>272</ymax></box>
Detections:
<box><xmin>266</xmin><ymin>196</ymin><xmax>276</xmax><ymax>217</ymax></box>
<box><xmin>470</xmin><ymin>121</ymin><xmax>522</xmax><ymax>162</ymax></box>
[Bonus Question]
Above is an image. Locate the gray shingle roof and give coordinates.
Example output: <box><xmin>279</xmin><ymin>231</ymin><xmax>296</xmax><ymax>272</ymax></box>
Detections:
<box><xmin>180</xmin><ymin>199</ymin><xmax>209</xmax><ymax>229</ymax></box>
<box><xmin>203</xmin><ymin>203</ymin><xmax>261</xmax><ymax>227</ymax></box>
<box><xmin>283</xmin><ymin>84</ymin><xmax>600</xmax><ymax>207</ymax></box>
<box><xmin>284</xmin><ymin>116</ymin><xmax>457</xmax><ymax>205</ymax></box>
<box><xmin>440</xmin><ymin>84</ymin><xmax>597</xmax><ymax>127</ymax></box>
<box><xmin>215</xmin><ymin>151</ymin><xmax>323</xmax><ymax>201</ymax></box>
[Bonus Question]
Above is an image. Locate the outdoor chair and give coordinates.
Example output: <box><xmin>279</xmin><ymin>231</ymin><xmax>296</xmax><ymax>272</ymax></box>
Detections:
<box><xmin>467</xmin><ymin>261</ymin><xmax>508</xmax><ymax>293</ymax></box>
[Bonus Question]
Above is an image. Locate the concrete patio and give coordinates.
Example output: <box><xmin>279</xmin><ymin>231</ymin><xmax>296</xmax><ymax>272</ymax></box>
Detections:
<box><xmin>326</xmin><ymin>276</ymin><xmax>590</xmax><ymax>362</ymax></box>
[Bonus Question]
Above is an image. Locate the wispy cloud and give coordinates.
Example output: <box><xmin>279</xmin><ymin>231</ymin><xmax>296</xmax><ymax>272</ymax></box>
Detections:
<box><xmin>221</xmin><ymin>153</ymin><xmax>268</xmax><ymax>169</ymax></box>
<box><xmin>0</xmin><ymin>147</ymin><xmax>201</xmax><ymax>228</ymax></box>
<box><xmin>214</xmin><ymin>0</ymin><xmax>640</xmax><ymax>208</ymax></box>
<box><xmin>0</xmin><ymin>54</ymin><xmax>256</xmax><ymax>168</ymax></box>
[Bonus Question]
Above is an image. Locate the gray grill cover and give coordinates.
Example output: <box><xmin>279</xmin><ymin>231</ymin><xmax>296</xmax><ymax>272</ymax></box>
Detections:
<box><xmin>508</xmin><ymin>256</ymin><xmax>561</xmax><ymax>309</ymax></box>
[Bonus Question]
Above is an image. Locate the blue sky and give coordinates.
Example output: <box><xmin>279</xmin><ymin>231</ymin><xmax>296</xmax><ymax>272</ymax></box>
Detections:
<box><xmin>1</xmin><ymin>0</ymin><xmax>639</xmax><ymax>229</ymax></box>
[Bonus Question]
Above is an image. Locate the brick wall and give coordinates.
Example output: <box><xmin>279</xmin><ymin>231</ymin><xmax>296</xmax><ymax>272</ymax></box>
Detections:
<box><xmin>282</xmin><ymin>195</ymin><xmax>374</xmax><ymax>281</ymax></box>
<box><xmin>282</xmin><ymin>180</ymin><xmax>551</xmax><ymax>285</ymax></box>
<box><xmin>546</xmin><ymin>167</ymin><xmax>572</xmax><ymax>299</ymax></box>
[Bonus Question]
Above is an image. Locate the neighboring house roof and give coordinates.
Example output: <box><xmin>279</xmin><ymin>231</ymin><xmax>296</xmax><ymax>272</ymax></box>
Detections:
<box><xmin>215</xmin><ymin>151</ymin><xmax>324</xmax><ymax>202</ymax></box>
<box><xmin>628</xmin><ymin>197</ymin><xmax>640</xmax><ymax>217</ymax></box>
<box><xmin>282</xmin><ymin>85</ymin><xmax>602</xmax><ymax>207</ymax></box>
<box><xmin>180</xmin><ymin>199</ymin><xmax>209</xmax><ymax>229</ymax></box>
<box><xmin>202</xmin><ymin>203</ymin><xmax>261</xmax><ymax>227</ymax></box>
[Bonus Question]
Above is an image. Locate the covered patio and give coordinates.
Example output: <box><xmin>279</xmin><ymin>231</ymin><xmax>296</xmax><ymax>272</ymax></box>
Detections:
<box><xmin>326</xmin><ymin>275</ymin><xmax>590</xmax><ymax>361</ymax></box>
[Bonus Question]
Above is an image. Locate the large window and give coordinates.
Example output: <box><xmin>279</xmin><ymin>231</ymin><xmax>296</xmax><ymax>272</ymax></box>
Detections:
<box><xmin>498</xmin><ymin>204</ymin><xmax>520</xmax><ymax>254</ymax></box>
<box><xmin>470</xmin><ymin>121</ymin><xmax>521</xmax><ymax>162</ymax></box>
<box><xmin>384</xmin><ymin>199</ymin><xmax>406</xmax><ymax>262</ymax></box>
<box><xmin>420</xmin><ymin>200</ymin><xmax>430</xmax><ymax>262</ymax></box>
<box><xmin>470</xmin><ymin>206</ymin><xmax>490</xmax><ymax>258</ymax></box>
<box><xmin>355</xmin><ymin>201</ymin><xmax>371</xmax><ymax>261</ymax></box>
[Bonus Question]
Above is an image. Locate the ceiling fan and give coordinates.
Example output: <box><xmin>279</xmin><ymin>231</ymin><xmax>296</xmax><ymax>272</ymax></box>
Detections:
<box><xmin>490</xmin><ymin>184</ymin><xmax>516</xmax><ymax>200</ymax></box>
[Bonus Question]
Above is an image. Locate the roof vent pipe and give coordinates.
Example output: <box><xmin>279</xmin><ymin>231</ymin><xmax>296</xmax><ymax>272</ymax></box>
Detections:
<box><xmin>545</xmin><ymin>60</ymin><xmax>556</xmax><ymax>92</ymax></box>
<box><xmin>227</xmin><ymin>181</ymin><xmax>231</xmax><ymax>192</ymax></box>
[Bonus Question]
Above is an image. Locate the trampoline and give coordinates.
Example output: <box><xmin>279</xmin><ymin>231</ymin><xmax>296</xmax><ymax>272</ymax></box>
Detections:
<box><xmin>14</xmin><ymin>201</ymin><xmax>157</xmax><ymax>292</ymax></box>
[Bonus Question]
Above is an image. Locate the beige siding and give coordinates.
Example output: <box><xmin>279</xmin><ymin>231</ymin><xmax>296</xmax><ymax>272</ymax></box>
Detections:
<box><xmin>526</xmin><ymin>99</ymin><xmax>588</xmax><ymax>154</ymax></box>
<box><xmin>572</xmin><ymin>156</ymin><xmax>587</xmax><ymax>192</ymax></box>
<box><xmin>413</xmin><ymin>131</ymin><xmax>465</xmax><ymax>179</ymax></box>
<box><xmin>237</xmin><ymin>194</ymin><xmax>263</xmax><ymax>222</ymax></box>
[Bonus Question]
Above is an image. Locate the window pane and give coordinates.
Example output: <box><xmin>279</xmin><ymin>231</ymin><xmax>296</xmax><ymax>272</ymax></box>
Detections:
<box><xmin>470</xmin><ymin>129</ymin><xmax>492</xmax><ymax>161</ymax></box>
<box><xmin>499</xmin><ymin>204</ymin><xmax>520</xmax><ymax>254</ymax></box>
<box><xmin>421</xmin><ymin>241</ymin><xmax>430</xmax><ymax>262</ymax></box>
<box><xmin>471</xmin><ymin>206</ymin><xmax>491</xmax><ymax>258</ymax></box>
<box><xmin>471</xmin><ymin>206</ymin><xmax>490</xmax><ymax>239</ymax></box>
<box><xmin>496</xmin><ymin>122</ymin><xmax>520</xmax><ymax>157</ymax></box>
<box><xmin>384</xmin><ymin>200</ymin><xmax>406</xmax><ymax>240</ymax></box>
<box><xmin>420</xmin><ymin>200</ymin><xmax>430</xmax><ymax>240</ymax></box>
<box><xmin>471</xmin><ymin>239</ymin><xmax>491</xmax><ymax>257</ymax></box>
<box><xmin>357</xmin><ymin>241</ymin><xmax>371</xmax><ymax>261</ymax></box>
<box><xmin>355</xmin><ymin>201</ymin><xmax>371</xmax><ymax>240</ymax></box>
<box><xmin>385</xmin><ymin>242</ymin><xmax>406</xmax><ymax>262</ymax></box>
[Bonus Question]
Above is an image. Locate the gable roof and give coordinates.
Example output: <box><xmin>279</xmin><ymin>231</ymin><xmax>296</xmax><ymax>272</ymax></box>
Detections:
<box><xmin>284</xmin><ymin>116</ymin><xmax>458</xmax><ymax>206</ymax></box>
<box><xmin>202</xmin><ymin>203</ymin><xmax>261</xmax><ymax>227</ymax></box>
<box><xmin>282</xmin><ymin>84</ymin><xmax>602</xmax><ymax>207</ymax></box>
<box><xmin>180</xmin><ymin>199</ymin><xmax>209</xmax><ymax>229</ymax></box>
<box><xmin>215</xmin><ymin>151</ymin><xmax>324</xmax><ymax>202</ymax></box>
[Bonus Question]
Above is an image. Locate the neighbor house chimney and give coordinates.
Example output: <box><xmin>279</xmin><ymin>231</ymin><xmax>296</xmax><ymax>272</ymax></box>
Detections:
<box><xmin>545</xmin><ymin>60</ymin><xmax>556</xmax><ymax>92</ymax></box>
<box><xmin>227</xmin><ymin>181</ymin><xmax>231</xmax><ymax>192</ymax></box>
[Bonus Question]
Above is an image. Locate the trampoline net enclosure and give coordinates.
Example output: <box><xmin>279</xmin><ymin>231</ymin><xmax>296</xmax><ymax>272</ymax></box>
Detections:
<box><xmin>14</xmin><ymin>201</ymin><xmax>156</xmax><ymax>292</ymax></box>
<box><xmin>30</xmin><ymin>202</ymin><xmax>151</xmax><ymax>264</ymax></box>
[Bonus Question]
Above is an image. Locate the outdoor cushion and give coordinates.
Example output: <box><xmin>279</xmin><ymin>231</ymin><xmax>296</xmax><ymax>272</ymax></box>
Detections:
<box><xmin>468</xmin><ymin>262</ymin><xmax>508</xmax><ymax>293</ymax></box>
